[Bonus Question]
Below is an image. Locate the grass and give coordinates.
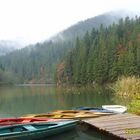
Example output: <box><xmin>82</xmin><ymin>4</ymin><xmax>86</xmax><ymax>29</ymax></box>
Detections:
<box><xmin>111</xmin><ymin>76</ymin><xmax>140</xmax><ymax>115</ymax></box>
<box><xmin>111</xmin><ymin>76</ymin><xmax>140</xmax><ymax>97</ymax></box>
<box><xmin>128</xmin><ymin>99</ymin><xmax>140</xmax><ymax>115</ymax></box>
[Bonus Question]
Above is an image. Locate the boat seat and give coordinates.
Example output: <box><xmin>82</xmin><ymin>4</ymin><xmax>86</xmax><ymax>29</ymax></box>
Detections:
<box><xmin>23</xmin><ymin>125</ymin><xmax>37</xmax><ymax>131</ymax></box>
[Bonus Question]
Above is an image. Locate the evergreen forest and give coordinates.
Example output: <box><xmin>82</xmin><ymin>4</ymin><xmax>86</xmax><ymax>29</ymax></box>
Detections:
<box><xmin>0</xmin><ymin>12</ymin><xmax>121</xmax><ymax>84</ymax></box>
<box><xmin>0</xmin><ymin>41</ymin><xmax>73</xmax><ymax>84</ymax></box>
<box><xmin>0</xmin><ymin>14</ymin><xmax>140</xmax><ymax>85</ymax></box>
<box><xmin>59</xmin><ymin>17</ymin><xmax>140</xmax><ymax>85</ymax></box>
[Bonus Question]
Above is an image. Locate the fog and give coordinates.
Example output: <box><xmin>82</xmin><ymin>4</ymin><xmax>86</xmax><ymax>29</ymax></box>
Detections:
<box><xmin>0</xmin><ymin>0</ymin><xmax>140</xmax><ymax>47</ymax></box>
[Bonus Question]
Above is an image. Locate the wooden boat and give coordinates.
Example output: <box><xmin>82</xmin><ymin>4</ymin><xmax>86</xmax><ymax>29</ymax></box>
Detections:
<box><xmin>22</xmin><ymin>113</ymin><xmax>79</xmax><ymax>119</ymax></box>
<box><xmin>22</xmin><ymin>110</ymin><xmax>113</xmax><ymax>119</ymax></box>
<box><xmin>0</xmin><ymin>117</ymin><xmax>67</xmax><ymax>126</ymax></box>
<box><xmin>73</xmin><ymin>106</ymin><xmax>114</xmax><ymax>113</ymax></box>
<box><xmin>102</xmin><ymin>105</ymin><xmax>127</xmax><ymax>113</ymax></box>
<box><xmin>49</xmin><ymin>110</ymin><xmax>114</xmax><ymax>116</ymax></box>
<box><xmin>0</xmin><ymin>120</ymin><xmax>78</xmax><ymax>140</ymax></box>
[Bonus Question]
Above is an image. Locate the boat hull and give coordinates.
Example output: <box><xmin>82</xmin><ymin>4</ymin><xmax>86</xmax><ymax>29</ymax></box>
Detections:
<box><xmin>0</xmin><ymin>120</ymin><xmax>78</xmax><ymax>140</ymax></box>
<box><xmin>22</xmin><ymin>109</ymin><xmax>113</xmax><ymax>119</ymax></box>
<box><xmin>73</xmin><ymin>106</ymin><xmax>114</xmax><ymax>113</ymax></box>
<box><xmin>0</xmin><ymin>117</ymin><xmax>67</xmax><ymax>126</ymax></box>
<box><xmin>102</xmin><ymin>105</ymin><xmax>127</xmax><ymax>113</ymax></box>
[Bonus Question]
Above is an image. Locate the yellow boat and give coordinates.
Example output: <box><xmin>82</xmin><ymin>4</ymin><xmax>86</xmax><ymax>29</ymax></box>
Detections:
<box><xmin>49</xmin><ymin>110</ymin><xmax>113</xmax><ymax>115</ymax></box>
<box><xmin>22</xmin><ymin>113</ymin><xmax>75</xmax><ymax>119</ymax></box>
<box><xmin>22</xmin><ymin>110</ymin><xmax>113</xmax><ymax>119</ymax></box>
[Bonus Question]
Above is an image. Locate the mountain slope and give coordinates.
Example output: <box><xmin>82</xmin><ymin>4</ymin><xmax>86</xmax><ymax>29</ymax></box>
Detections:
<box><xmin>52</xmin><ymin>10</ymin><xmax>136</xmax><ymax>41</ymax></box>
<box><xmin>1</xmin><ymin>11</ymin><xmax>137</xmax><ymax>84</ymax></box>
<box><xmin>58</xmin><ymin>16</ymin><xmax>140</xmax><ymax>85</ymax></box>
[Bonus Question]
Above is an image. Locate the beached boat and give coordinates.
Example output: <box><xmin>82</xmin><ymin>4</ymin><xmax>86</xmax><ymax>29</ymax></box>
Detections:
<box><xmin>22</xmin><ymin>110</ymin><xmax>113</xmax><ymax>119</ymax></box>
<box><xmin>0</xmin><ymin>120</ymin><xmax>78</xmax><ymax>140</ymax></box>
<box><xmin>73</xmin><ymin>106</ymin><xmax>114</xmax><ymax>113</ymax></box>
<box><xmin>102</xmin><ymin>105</ymin><xmax>127</xmax><ymax>113</ymax></box>
<box><xmin>22</xmin><ymin>113</ymin><xmax>77</xmax><ymax>119</ymax></box>
<box><xmin>0</xmin><ymin>117</ymin><xmax>67</xmax><ymax>126</ymax></box>
<box><xmin>49</xmin><ymin>110</ymin><xmax>114</xmax><ymax>116</ymax></box>
<box><xmin>22</xmin><ymin>109</ymin><xmax>113</xmax><ymax>119</ymax></box>
<box><xmin>22</xmin><ymin>113</ymin><xmax>99</xmax><ymax>119</ymax></box>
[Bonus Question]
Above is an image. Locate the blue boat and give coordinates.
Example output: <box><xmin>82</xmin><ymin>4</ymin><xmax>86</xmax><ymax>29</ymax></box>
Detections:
<box><xmin>73</xmin><ymin>106</ymin><xmax>114</xmax><ymax>113</ymax></box>
<box><xmin>0</xmin><ymin>120</ymin><xmax>78</xmax><ymax>140</ymax></box>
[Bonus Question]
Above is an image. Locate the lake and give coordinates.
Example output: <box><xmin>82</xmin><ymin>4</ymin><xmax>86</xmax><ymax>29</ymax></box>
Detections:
<box><xmin>0</xmin><ymin>85</ymin><xmax>127</xmax><ymax>139</ymax></box>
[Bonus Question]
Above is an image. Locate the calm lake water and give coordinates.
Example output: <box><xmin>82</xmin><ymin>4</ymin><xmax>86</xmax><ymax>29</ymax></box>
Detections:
<box><xmin>0</xmin><ymin>85</ymin><xmax>128</xmax><ymax>140</ymax></box>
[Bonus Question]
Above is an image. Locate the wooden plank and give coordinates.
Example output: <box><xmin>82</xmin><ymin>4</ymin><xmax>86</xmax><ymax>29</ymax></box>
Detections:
<box><xmin>94</xmin><ymin>115</ymin><xmax>140</xmax><ymax>122</ymax></box>
<box><xmin>83</xmin><ymin>115</ymin><xmax>140</xmax><ymax>127</ymax></box>
<box><xmin>91</xmin><ymin>119</ymin><xmax>140</xmax><ymax>128</ymax></box>
<box><xmin>124</xmin><ymin>133</ymin><xmax>140</xmax><ymax>140</ymax></box>
<box><xmin>82</xmin><ymin>113</ymin><xmax>140</xmax><ymax>140</ymax></box>
<box><xmin>110</xmin><ymin>126</ymin><xmax>140</xmax><ymax>135</ymax></box>
<box><xmin>84</xmin><ymin>114</ymin><xmax>139</xmax><ymax>124</ymax></box>
<box><xmin>113</xmin><ymin>130</ymin><xmax>140</xmax><ymax>139</ymax></box>
<box><xmin>106</xmin><ymin>123</ymin><xmax>140</xmax><ymax>131</ymax></box>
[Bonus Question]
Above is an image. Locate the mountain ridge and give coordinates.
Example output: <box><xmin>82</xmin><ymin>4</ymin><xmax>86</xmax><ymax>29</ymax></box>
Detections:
<box><xmin>1</xmin><ymin>10</ymin><xmax>139</xmax><ymax>84</ymax></box>
<box><xmin>50</xmin><ymin>10</ymin><xmax>138</xmax><ymax>42</ymax></box>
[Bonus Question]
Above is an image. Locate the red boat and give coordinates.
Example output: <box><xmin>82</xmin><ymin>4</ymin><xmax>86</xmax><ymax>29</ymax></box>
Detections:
<box><xmin>0</xmin><ymin>117</ymin><xmax>66</xmax><ymax>126</ymax></box>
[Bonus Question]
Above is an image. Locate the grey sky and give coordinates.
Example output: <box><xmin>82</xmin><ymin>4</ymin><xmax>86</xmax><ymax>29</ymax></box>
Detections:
<box><xmin>0</xmin><ymin>0</ymin><xmax>140</xmax><ymax>45</ymax></box>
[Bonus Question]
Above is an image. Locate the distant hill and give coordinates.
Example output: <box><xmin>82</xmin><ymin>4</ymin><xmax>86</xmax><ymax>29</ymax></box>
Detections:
<box><xmin>51</xmin><ymin>10</ymin><xmax>136</xmax><ymax>42</ymax></box>
<box><xmin>57</xmin><ymin>16</ymin><xmax>140</xmax><ymax>85</ymax></box>
<box><xmin>1</xmin><ymin>10</ymin><xmax>138</xmax><ymax>84</ymax></box>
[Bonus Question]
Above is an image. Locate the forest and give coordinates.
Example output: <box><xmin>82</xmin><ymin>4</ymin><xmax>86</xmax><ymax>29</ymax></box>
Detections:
<box><xmin>0</xmin><ymin>15</ymin><xmax>140</xmax><ymax>85</ymax></box>
<box><xmin>0</xmin><ymin>41</ymin><xmax>73</xmax><ymax>84</ymax></box>
<box><xmin>0</xmin><ymin>12</ymin><xmax>120</xmax><ymax>84</ymax></box>
<box><xmin>58</xmin><ymin>17</ymin><xmax>140</xmax><ymax>85</ymax></box>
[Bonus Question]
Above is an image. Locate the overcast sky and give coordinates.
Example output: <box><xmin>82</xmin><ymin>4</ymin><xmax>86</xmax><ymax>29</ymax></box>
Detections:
<box><xmin>0</xmin><ymin>0</ymin><xmax>140</xmax><ymax>45</ymax></box>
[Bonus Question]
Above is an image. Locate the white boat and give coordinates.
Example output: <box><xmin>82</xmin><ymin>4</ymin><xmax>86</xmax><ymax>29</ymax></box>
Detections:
<box><xmin>102</xmin><ymin>105</ymin><xmax>127</xmax><ymax>113</ymax></box>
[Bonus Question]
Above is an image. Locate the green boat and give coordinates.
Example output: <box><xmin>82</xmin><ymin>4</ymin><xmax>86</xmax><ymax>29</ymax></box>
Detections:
<box><xmin>0</xmin><ymin>120</ymin><xmax>78</xmax><ymax>140</ymax></box>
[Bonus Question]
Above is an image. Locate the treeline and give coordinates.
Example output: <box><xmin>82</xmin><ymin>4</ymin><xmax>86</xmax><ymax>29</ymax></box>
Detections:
<box><xmin>1</xmin><ymin>40</ymin><xmax>73</xmax><ymax>83</ymax></box>
<box><xmin>0</xmin><ymin>13</ymin><xmax>139</xmax><ymax>85</ymax></box>
<box><xmin>0</xmin><ymin>62</ymin><xmax>16</xmax><ymax>84</ymax></box>
<box><xmin>0</xmin><ymin>12</ymin><xmax>127</xmax><ymax>84</ymax></box>
<box><xmin>59</xmin><ymin>17</ymin><xmax>140</xmax><ymax>85</ymax></box>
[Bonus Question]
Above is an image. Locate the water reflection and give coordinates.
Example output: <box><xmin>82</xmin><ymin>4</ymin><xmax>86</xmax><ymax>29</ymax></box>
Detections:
<box><xmin>0</xmin><ymin>85</ymin><xmax>126</xmax><ymax>117</ymax></box>
<box><xmin>0</xmin><ymin>85</ymin><xmax>124</xmax><ymax>139</ymax></box>
<box><xmin>43</xmin><ymin>127</ymin><xmax>119</xmax><ymax>140</ymax></box>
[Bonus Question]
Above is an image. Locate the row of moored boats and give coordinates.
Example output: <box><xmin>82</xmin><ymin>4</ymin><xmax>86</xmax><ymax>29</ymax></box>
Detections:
<box><xmin>0</xmin><ymin>105</ymin><xmax>127</xmax><ymax>139</ymax></box>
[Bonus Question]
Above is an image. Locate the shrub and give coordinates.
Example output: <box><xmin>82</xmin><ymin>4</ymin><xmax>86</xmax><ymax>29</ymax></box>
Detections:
<box><xmin>111</xmin><ymin>76</ymin><xmax>140</xmax><ymax>97</ymax></box>
<box><xmin>128</xmin><ymin>100</ymin><xmax>140</xmax><ymax>115</ymax></box>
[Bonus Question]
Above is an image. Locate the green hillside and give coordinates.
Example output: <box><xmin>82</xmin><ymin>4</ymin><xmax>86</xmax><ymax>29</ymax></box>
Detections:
<box><xmin>0</xmin><ymin>11</ymin><xmax>135</xmax><ymax>84</ymax></box>
<box><xmin>58</xmin><ymin>17</ymin><xmax>140</xmax><ymax>85</ymax></box>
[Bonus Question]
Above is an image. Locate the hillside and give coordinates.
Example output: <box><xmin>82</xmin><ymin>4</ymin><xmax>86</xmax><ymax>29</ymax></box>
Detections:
<box><xmin>52</xmin><ymin>10</ymin><xmax>135</xmax><ymax>42</ymax></box>
<box><xmin>57</xmin><ymin>16</ymin><xmax>140</xmax><ymax>85</ymax></box>
<box><xmin>0</xmin><ymin>11</ymin><xmax>136</xmax><ymax>84</ymax></box>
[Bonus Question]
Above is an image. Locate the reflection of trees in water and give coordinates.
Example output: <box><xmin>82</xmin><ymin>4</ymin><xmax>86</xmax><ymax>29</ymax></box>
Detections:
<box><xmin>0</xmin><ymin>86</ymin><xmax>124</xmax><ymax>117</ymax></box>
<box><xmin>55</xmin><ymin>86</ymin><xmax>115</xmax><ymax>108</ymax></box>
<box><xmin>0</xmin><ymin>86</ymin><xmax>58</xmax><ymax>117</ymax></box>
